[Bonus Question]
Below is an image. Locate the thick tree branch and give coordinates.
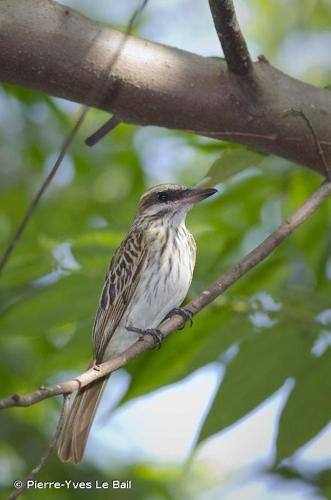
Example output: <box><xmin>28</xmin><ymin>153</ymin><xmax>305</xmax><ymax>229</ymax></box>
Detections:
<box><xmin>1</xmin><ymin>180</ymin><xmax>330</xmax><ymax>410</ymax></box>
<box><xmin>85</xmin><ymin>0</ymin><xmax>150</xmax><ymax>146</ymax></box>
<box><xmin>208</xmin><ymin>0</ymin><xmax>252</xmax><ymax>75</ymax></box>
<box><xmin>0</xmin><ymin>0</ymin><xmax>149</xmax><ymax>276</ymax></box>
<box><xmin>1</xmin><ymin>0</ymin><xmax>330</xmax><ymax>173</ymax></box>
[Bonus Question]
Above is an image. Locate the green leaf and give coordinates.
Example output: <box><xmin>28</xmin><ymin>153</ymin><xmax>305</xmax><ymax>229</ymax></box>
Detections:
<box><xmin>121</xmin><ymin>307</ymin><xmax>250</xmax><ymax>404</ymax></box>
<box><xmin>316</xmin><ymin>468</ymin><xmax>331</xmax><ymax>500</ymax></box>
<box><xmin>197</xmin><ymin>321</ymin><xmax>314</xmax><ymax>445</ymax></box>
<box><xmin>276</xmin><ymin>348</ymin><xmax>331</xmax><ymax>462</ymax></box>
<box><xmin>203</xmin><ymin>148</ymin><xmax>265</xmax><ymax>186</ymax></box>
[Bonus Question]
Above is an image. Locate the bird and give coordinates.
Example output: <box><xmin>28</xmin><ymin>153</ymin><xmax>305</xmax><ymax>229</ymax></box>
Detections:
<box><xmin>58</xmin><ymin>183</ymin><xmax>217</xmax><ymax>464</ymax></box>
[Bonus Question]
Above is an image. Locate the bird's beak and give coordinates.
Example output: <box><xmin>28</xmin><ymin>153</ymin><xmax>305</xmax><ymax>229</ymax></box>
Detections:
<box><xmin>182</xmin><ymin>187</ymin><xmax>218</xmax><ymax>204</ymax></box>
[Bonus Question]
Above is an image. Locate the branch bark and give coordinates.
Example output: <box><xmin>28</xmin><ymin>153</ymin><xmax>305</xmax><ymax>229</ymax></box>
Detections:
<box><xmin>0</xmin><ymin>0</ymin><xmax>149</xmax><ymax>276</ymax></box>
<box><xmin>1</xmin><ymin>180</ymin><xmax>330</xmax><ymax>410</ymax></box>
<box><xmin>208</xmin><ymin>0</ymin><xmax>252</xmax><ymax>75</ymax></box>
<box><xmin>0</xmin><ymin>0</ymin><xmax>331</xmax><ymax>173</ymax></box>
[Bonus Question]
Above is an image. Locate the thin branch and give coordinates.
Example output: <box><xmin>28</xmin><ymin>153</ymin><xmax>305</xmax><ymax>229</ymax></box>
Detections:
<box><xmin>285</xmin><ymin>108</ymin><xmax>331</xmax><ymax>180</ymax></box>
<box><xmin>1</xmin><ymin>180</ymin><xmax>330</xmax><ymax>410</ymax></box>
<box><xmin>85</xmin><ymin>115</ymin><xmax>121</xmax><ymax>146</ymax></box>
<box><xmin>0</xmin><ymin>110</ymin><xmax>88</xmax><ymax>275</ymax></box>
<box><xmin>8</xmin><ymin>394</ymin><xmax>70</xmax><ymax>500</ymax></box>
<box><xmin>0</xmin><ymin>0</ymin><xmax>149</xmax><ymax>276</ymax></box>
<box><xmin>126</xmin><ymin>0</ymin><xmax>149</xmax><ymax>32</ymax></box>
<box><xmin>208</xmin><ymin>0</ymin><xmax>252</xmax><ymax>75</ymax></box>
<box><xmin>84</xmin><ymin>0</ymin><xmax>149</xmax><ymax>147</ymax></box>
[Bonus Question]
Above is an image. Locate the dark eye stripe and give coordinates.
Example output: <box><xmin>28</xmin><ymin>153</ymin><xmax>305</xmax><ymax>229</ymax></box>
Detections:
<box><xmin>157</xmin><ymin>191</ymin><xmax>169</xmax><ymax>202</ymax></box>
<box><xmin>140</xmin><ymin>188</ymin><xmax>187</xmax><ymax>211</ymax></box>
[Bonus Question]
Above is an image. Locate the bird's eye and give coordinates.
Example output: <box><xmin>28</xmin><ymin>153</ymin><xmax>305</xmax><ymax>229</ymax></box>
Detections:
<box><xmin>157</xmin><ymin>191</ymin><xmax>169</xmax><ymax>202</ymax></box>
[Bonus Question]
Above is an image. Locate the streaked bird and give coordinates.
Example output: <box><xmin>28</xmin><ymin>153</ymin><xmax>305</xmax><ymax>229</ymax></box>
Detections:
<box><xmin>58</xmin><ymin>184</ymin><xmax>217</xmax><ymax>463</ymax></box>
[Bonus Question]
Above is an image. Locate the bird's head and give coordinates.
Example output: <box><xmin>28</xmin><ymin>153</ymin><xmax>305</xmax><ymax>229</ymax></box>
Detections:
<box><xmin>137</xmin><ymin>184</ymin><xmax>217</xmax><ymax>226</ymax></box>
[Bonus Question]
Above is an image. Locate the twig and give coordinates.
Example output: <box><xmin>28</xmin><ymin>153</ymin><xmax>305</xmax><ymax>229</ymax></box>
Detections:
<box><xmin>125</xmin><ymin>0</ymin><xmax>150</xmax><ymax>32</ymax></box>
<box><xmin>0</xmin><ymin>110</ymin><xmax>88</xmax><ymax>275</ymax></box>
<box><xmin>85</xmin><ymin>0</ymin><xmax>150</xmax><ymax>146</ymax></box>
<box><xmin>285</xmin><ymin>108</ymin><xmax>331</xmax><ymax>180</ymax></box>
<box><xmin>208</xmin><ymin>0</ymin><xmax>252</xmax><ymax>75</ymax></box>
<box><xmin>85</xmin><ymin>115</ymin><xmax>121</xmax><ymax>146</ymax></box>
<box><xmin>8</xmin><ymin>394</ymin><xmax>70</xmax><ymax>500</ymax></box>
<box><xmin>1</xmin><ymin>180</ymin><xmax>330</xmax><ymax>410</ymax></box>
<box><xmin>0</xmin><ymin>0</ymin><xmax>150</xmax><ymax>277</ymax></box>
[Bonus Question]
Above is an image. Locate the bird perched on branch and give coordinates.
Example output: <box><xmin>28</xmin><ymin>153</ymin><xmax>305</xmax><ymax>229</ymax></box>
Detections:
<box><xmin>58</xmin><ymin>184</ymin><xmax>217</xmax><ymax>463</ymax></box>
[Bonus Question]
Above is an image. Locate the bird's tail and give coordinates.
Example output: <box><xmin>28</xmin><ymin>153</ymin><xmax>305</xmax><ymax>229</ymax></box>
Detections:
<box><xmin>58</xmin><ymin>374</ymin><xmax>109</xmax><ymax>464</ymax></box>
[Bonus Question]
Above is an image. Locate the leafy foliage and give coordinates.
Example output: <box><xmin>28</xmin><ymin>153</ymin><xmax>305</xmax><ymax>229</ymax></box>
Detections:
<box><xmin>202</xmin><ymin>147</ymin><xmax>265</xmax><ymax>186</ymax></box>
<box><xmin>1</xmin><ymin>1</ymin><xmax>331</xmax><ymax>498</ymax></box>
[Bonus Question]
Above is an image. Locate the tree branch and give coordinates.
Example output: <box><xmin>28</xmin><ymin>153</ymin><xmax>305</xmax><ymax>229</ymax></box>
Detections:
<box><xmin>85</xmin><ymin>0</ymin><xmax>150</xmax><ymax>146</ymax></box>
<box><xmin>208</xmin><ymin>0</ymin><xmax>252</xmax><ymax>75</ymax></box>
<box><xmin>89</xmin><ymin>0</ymin><xmax>254</xmax><ymax>146</ymax></box>
<box><xmin>1</xmin><ymin>180</ymin><xmax>330</xmax><ymax>410</ymax></box>
<box><xmin>1</xmin><ymin>1</ymin><xmax>331</xmax><ymax>173</ymax></box>
<box><xmin>285</xmin><ymin>108</ymin><xmax>331</xmax><ymax>180</ymax></box>
<box><xmin>0</xmin><ymin>0</ymin><xmax>149</xmax><ymax>276</ymax></box>
<box><xmin>0</xmin><ymin>110</ymin><xmax>88</xmax><ymax>275</ymax></box>
<box><xmin>85</xmin><ymin>115</ymin><xmax>121</xmax><ymax>147</ymax></box>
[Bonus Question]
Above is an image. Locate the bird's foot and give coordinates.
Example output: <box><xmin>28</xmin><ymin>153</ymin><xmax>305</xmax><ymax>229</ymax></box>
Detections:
<box><xmin>92</xmin><ymin>360</ymin><xmax>101</xmax><ymax>371</ymax></box>
<box><xmin>126</xmin><ymin>325</ymin><xmax>164</xmax><ymax>349</ymax></box>
<box><xmin>164</xmin><ymin>307</ymin><xmax>193</xmax><ymax>330</ymax></box>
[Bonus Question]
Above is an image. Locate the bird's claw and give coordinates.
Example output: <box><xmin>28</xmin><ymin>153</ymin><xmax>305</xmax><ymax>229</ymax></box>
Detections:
<box><xmin>142</xmin><ymin>329</ymin><xmax>164</xmax><ymax>349</ymax></box>
<box><xmin>126</xmin><ymin>325</ymin><xmax>163</xmax><ymax>349</ymax></box>
<box><xmin>164</xmin><ymin>307</ymin><xmax>193</xmax><ymax>330</ymax></box>
<box><xmin>92</xmin><ymin>361</ymin><xmax>101</xmax><ymax>371</ymax></box>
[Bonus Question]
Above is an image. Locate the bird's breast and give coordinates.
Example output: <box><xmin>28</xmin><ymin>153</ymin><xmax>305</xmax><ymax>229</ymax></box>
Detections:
<box><xmin>130</xmin><ymin>225</ymin><xmax>195</xmax><ymax>327</ymax></box>
<box><xmin>105</xmin><ymin>224</ymin><xmax>196</xmax><ymax>358</ymax></box>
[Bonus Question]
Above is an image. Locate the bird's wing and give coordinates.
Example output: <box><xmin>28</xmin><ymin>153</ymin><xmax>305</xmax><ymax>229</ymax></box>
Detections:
<box><xmin>92</xmin><ymin>229</ymin><xmax>148</xmax><ymax>362</ymax></box>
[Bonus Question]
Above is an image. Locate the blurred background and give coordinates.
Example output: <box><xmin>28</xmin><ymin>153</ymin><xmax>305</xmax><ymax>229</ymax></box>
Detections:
<box><xmin>0</xmin><ymin>0</ymin><xmax>331</xmax><ymax>498</ymax></box>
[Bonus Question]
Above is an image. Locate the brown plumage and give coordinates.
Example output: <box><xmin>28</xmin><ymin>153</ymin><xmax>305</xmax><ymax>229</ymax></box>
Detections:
<box><xmin>58</xmin><ymin>184</ymin><xmax>217</xmax><ymax>464</ymax></box>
